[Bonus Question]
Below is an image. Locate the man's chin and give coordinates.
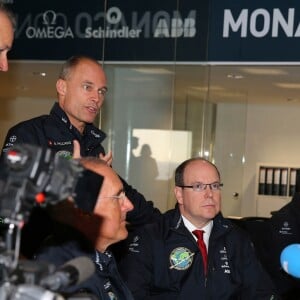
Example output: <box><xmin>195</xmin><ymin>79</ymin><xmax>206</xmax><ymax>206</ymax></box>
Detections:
<box><xmin>118</xmin><ymin>229</ymin><xmax>129</xmax><ymax>241</ymax></box>
<box><xmin>202</xmin><ymin>212</ymin><xmax>218</xmax><ymax>220</ymax></box>
<box><xmin>85</xmin><ymin>117</ymin><xmax>97</xmax><ymax>124</ymax></box>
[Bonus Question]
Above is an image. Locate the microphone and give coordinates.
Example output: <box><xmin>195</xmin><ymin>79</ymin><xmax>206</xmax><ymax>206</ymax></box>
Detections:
<box><xmin>40</xmin><ymin>256</ymin><xmax>95</xmax><ymax>292</ymax></box>
<box><xmin>280</xmin><ymin>244</ymin><xmax>300</xmax><ymax>278</ymax></box>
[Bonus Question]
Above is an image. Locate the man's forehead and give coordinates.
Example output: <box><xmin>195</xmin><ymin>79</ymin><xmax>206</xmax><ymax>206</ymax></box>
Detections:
<box><xmin>69</xmin><ymin>63</ymin><xmax>106</xmax><ymax>85</ymax></box>
<box><xmin>75</xmin><ymin>59</ymin><xmax>103</xmax><ymax>73</ymax></box>
<box><xmin>185</xmin><ymin>160</ymin><xmax>218</xmax><ymax>177</ymax></box>
<box><xmin>0</xmin><ymin>11</ymin><xmax>13</xmax><ymax>27</ymax></box>
<box><xmin>0</xmin><ymin>12</ymin><xmax>13</xmax><ymax>47</ymax></box>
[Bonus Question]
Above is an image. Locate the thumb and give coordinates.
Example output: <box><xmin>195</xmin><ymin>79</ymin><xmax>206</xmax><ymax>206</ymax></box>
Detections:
<box><xmin>72</xmin><ymin>140</ymin><xmax>81</xmax><ymax>159</ymax></box>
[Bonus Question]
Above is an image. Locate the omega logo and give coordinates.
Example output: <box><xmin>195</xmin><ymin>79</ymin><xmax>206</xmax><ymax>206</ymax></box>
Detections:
<box><xmin>43</xmin><ymin>10</ymin><xmax>57</xmax><ymax>25</ymax></box>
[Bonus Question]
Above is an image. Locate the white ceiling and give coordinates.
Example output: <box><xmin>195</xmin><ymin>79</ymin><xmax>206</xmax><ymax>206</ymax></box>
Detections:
<box><xmin>1</xmin><ymin>61</ymin><xmax>300</xmax><ymax>106</ymax></box>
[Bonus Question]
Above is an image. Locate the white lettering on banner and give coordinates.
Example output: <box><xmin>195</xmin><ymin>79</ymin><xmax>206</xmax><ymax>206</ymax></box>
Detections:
<box><xmin>16</xmin><ymin>6</ymin><xmax>197</xmax><ymax>40</ymax></box>
<box><xmin>154</xmin><ymin>17</ymin><xmax>196</xmax><ymax>38</ymax></box>
<box><xmin>85</xmin><ymin>27</ymin><xmax>142</xmax><ymax>38</ymax></box>
<box><xmin>153</xmin><ymin>10</ymin><xmax>196</xmax><ymax>38</ymax></box>
<box><xmin>24</xmin><ymin>10</ymin><xmax>74</xmax><ymax>39</ymax></box>
<box><xmin>223</xmin><ymin>8</ymin><xmax>300</xmax><ymax>38</ymax></box>
<box><xmin>26</xmin><ymin>26</ymin><xmax>74</xmax><ymax>39</ymax></box>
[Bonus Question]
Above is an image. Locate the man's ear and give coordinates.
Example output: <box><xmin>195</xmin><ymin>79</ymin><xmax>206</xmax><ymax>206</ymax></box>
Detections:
<box><xmin>174</xmin><ymin>186</ymin><xmax>184</xmax><ymax>205</ymax></box>
<box><xmin>56</xmin><ymin>78</ymin><xmax>66</xmax><ymax>95</ymax></box>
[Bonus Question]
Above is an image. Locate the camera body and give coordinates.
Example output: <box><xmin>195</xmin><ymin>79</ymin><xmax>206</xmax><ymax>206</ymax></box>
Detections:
<box><xmin>0</xmin><ymin>144</ymin><xmax>86</xmax><ymax>273</ymax></box>
<box><xmin>0</xmin><ymin>144</ymin><xmax>84</xmax><ymax>221</ymax></box>
<box><xmin>0</xmin><ymin>144</ymin><xmax>98</xmax><ymax>299</ymax></box>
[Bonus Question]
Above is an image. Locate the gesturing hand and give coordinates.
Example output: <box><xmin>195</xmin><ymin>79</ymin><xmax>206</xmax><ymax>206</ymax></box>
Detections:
<box><xmin>72</xmin><ymin>140</ymin><xmax>81</xmax><ymax>159</ymax></box>
<box><xmin>99</xmin><ymin>150</ymin><xmax>113</xmax><ymax>166</ymax></box>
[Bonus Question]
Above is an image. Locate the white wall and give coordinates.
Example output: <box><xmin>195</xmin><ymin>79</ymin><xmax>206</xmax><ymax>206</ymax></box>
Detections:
<box><xmin>242</xmin><ymin>103</ymin><xmax>300</xmax><ymax>216</ymax></box>
<box><xmin>214</xmin><ymin>102</ymin><xmax>247</xmax><ymax>217</ymax></box>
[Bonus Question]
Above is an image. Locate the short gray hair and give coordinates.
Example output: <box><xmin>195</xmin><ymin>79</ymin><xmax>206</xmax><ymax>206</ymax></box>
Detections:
<box><xmin>58</xmin><ymin>55</ymin><xmax>101</xmax><ymax>80</ymax></box>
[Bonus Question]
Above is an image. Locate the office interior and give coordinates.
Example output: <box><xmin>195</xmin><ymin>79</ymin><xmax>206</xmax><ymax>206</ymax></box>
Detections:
<box><xmin>1</xmin><ymin>61</ymin><xmax>299</xmax><ymax>218</ymax></box>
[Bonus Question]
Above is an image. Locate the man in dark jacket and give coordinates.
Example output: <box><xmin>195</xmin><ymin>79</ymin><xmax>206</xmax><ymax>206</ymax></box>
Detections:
<box><xmin>3</xmin><ymin>56</ymin><xmax>111</xmax><ymax>162</ymax></box>
<box><xmin>119</xmin><ymin>157</ymin><xmax>279</xmax><ymax>299</ymax></box>
<box><xmin>35</xmin><ymin>157</ymin><xmax>135</xmax><ymax>299</ymax></box>
<box><xmin>1</xmin><ymin>55</ymin><xmax>109</xmax><ymax>158</ymax></box>
<box><xmin>1</xmin><ymin>55</ymin><xmax>160</xmax><ymax>257</ymax></box>
<box><xmin>261</xmin><ymin>193</ymin><xmax>300</xmax><ymax>299</ymax></box>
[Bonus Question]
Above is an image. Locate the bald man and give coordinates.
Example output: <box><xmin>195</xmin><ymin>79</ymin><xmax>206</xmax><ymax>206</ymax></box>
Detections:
<box><xmin>5</xmin><ymin>55</ymin><xmax>160</xmax><ymax>259</ymax></box>
<box><xmin>0</xmin><ymin>3</ymin><xmax>15</xmax><ymax>72</ymax></box>
<box><xmin>120</xmin><ymin>157</ymin><xmax>279</xmax><ymax>299</ymax></box>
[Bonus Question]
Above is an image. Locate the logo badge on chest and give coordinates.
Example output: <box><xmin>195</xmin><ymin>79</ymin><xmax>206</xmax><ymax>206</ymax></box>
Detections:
<box><xmin>169</xmin><ymin>247</ymin><xmax>194</xmax><ymax>270</ymax></box>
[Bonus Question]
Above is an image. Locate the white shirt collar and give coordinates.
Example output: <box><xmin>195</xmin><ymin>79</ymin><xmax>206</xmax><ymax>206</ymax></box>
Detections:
<box><xmin>181</xmin><ymin>215</ymin><xmax>213</xmax><ymax>249</ymax></box>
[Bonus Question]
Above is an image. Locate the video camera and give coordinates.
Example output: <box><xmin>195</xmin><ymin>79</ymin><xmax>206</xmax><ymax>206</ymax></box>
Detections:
<box><xmin>0</xmin><ymin>144</ymin><xmax>84</xmax><ymax>220</ymax></box>
<box><xmin>0</xmin><ymin>144</ymin><xmax>85</xmax><ymax>270</ymax></box>
<box><xmin>0</xmin><ymin>144</ymin><xmax>101</xmax><ymax>299</ymax></box>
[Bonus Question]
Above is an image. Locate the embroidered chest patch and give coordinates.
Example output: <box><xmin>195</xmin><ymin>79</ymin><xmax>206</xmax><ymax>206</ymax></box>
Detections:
<box><xmin>169</xmin><ymin>247</ymin><xmax>194</xmax><ymax>270</ymax></box>
<box><xmin>55</xmin><ymin>150</ymin><xmax>72</xmax><ymax>160</ymax></box>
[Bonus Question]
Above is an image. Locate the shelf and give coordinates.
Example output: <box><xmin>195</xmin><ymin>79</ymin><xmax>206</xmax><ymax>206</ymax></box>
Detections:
<box><xmin>256</xmin><ymin>164</ymin><xmax>300</xmax><ymax>217</ymax></box>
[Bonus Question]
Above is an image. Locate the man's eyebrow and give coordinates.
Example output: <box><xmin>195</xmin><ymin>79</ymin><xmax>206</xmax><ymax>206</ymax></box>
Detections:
<box><xmin>99</xmin><ymin>86</ymin><xmax>108</xmax><ymax>91</ymax></box>
<box><xmin>82</xmin><ymin>81</ymin><xmax>107</xmax><ymax>90</ymax></box>
<box><xmin>116</xmin><ymin>188</ymin><xmax>125</xmax><ymax>196</ymax></box>
<box><xmin>82</xmin><ymin>80</ymin><xmax>93</xmax><ymax>85</ymax></box>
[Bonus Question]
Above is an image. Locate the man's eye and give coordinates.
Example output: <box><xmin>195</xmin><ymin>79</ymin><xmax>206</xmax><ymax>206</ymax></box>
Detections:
<box><xmin>211</xmin><ymin>183</ymin><xmax>218</xmax><ymax>189</ymax></box>
<box><xmin>98</xmin><ymin>88</ymin><xmax>107</xmax><ymax>97</ymax></box>
<box><xmin>211</xmin><ymin>182</ymin><xmax>222</xmax><ymax>190</ymax></box>
<box><xmin>82</xmin><ymin>84</ymin><xmax>92</xmax><ymax>91</ymax></box>
<box><xmin>194</xmin><ymin>183</ymin><xmax>203</xmax><ymax>190</ymax></box>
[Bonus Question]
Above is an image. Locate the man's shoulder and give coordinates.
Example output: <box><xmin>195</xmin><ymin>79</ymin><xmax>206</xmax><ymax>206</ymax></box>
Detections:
<box><xmin>35</xmin><ymin>233</ymin><xmax>93</xmax><ymax>266</ymax></box>
<box><xmin>134</xmin><ymin>208</ymin><xmax>178</xmax><ymax>236</ymax></box>
<box><xmin>9</xmin><ymin>114</ymin><xmax>49</xmax><ymax>130</ymax></box>
<box><xmin>269</xmin><ymin>202</ymin><xmax>294</xmax><ymax>222</ymax></box>
<box><xmin>2</xmin><ymin>114</ymin><xmax>52</xmax><ymax>150</ymax></box>
<box><xmin>213</xmin><ymin>215</ymin><xmax>254</xmax><ymax>244</ymax></box>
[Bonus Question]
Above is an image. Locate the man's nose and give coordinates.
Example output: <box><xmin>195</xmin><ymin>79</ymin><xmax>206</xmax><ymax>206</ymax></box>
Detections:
<box><xmin>90</xmin><ymin>91</ymin><xmax>104</xmax><ymax>106</ymax></box>
<box><xmin>0</xmin><ymin>56</ymin><xmax>9</xmax><ymax>72</ymax></box>
<box><xmin>204</xmin><ymin>186</ymin><xmax>213</xmax><ymax>197</ymax></box>
<box><xmin>123</xmin><ymin>196</ymin><xmax>134</xmax><ymax>212</ymax></box>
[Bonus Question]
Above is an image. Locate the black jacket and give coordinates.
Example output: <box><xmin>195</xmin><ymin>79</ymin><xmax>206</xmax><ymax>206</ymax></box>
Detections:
<box><xmin>35</xmin><ymin>229</ymin><xmax>134</xmax><ymax>300</ymax></box>
<box><xmin>261</xmin><ymin>193</ymin><xmax>300</xmax><ymax>299</ymax></box>
<box><xmin>119</xmin><ymin>207</ymin><xmax>279</xmax><ymax>300</ymax></box>
<box><xmin>2</xmin><ymin>102</ymin><xmax>106</xmax><ymax>157</ymax></box>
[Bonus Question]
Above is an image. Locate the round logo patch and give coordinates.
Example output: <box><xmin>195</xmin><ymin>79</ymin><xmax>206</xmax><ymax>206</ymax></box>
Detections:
<box><xmin>55</xmin><ymin>150</ymin><xmax>72</xmax><ymax>160</ymax></box>
<box><xmin>169</xmin><ymin>247</ymin><xmax>194</xmax><ymax>270</ymax></box>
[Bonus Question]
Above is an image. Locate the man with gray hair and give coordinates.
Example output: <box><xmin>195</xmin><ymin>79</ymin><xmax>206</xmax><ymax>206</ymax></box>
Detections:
<box><xmin>35</xmin><ymin>157</ymin><xmax>135</xmax><ymax>299</ymax></box>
